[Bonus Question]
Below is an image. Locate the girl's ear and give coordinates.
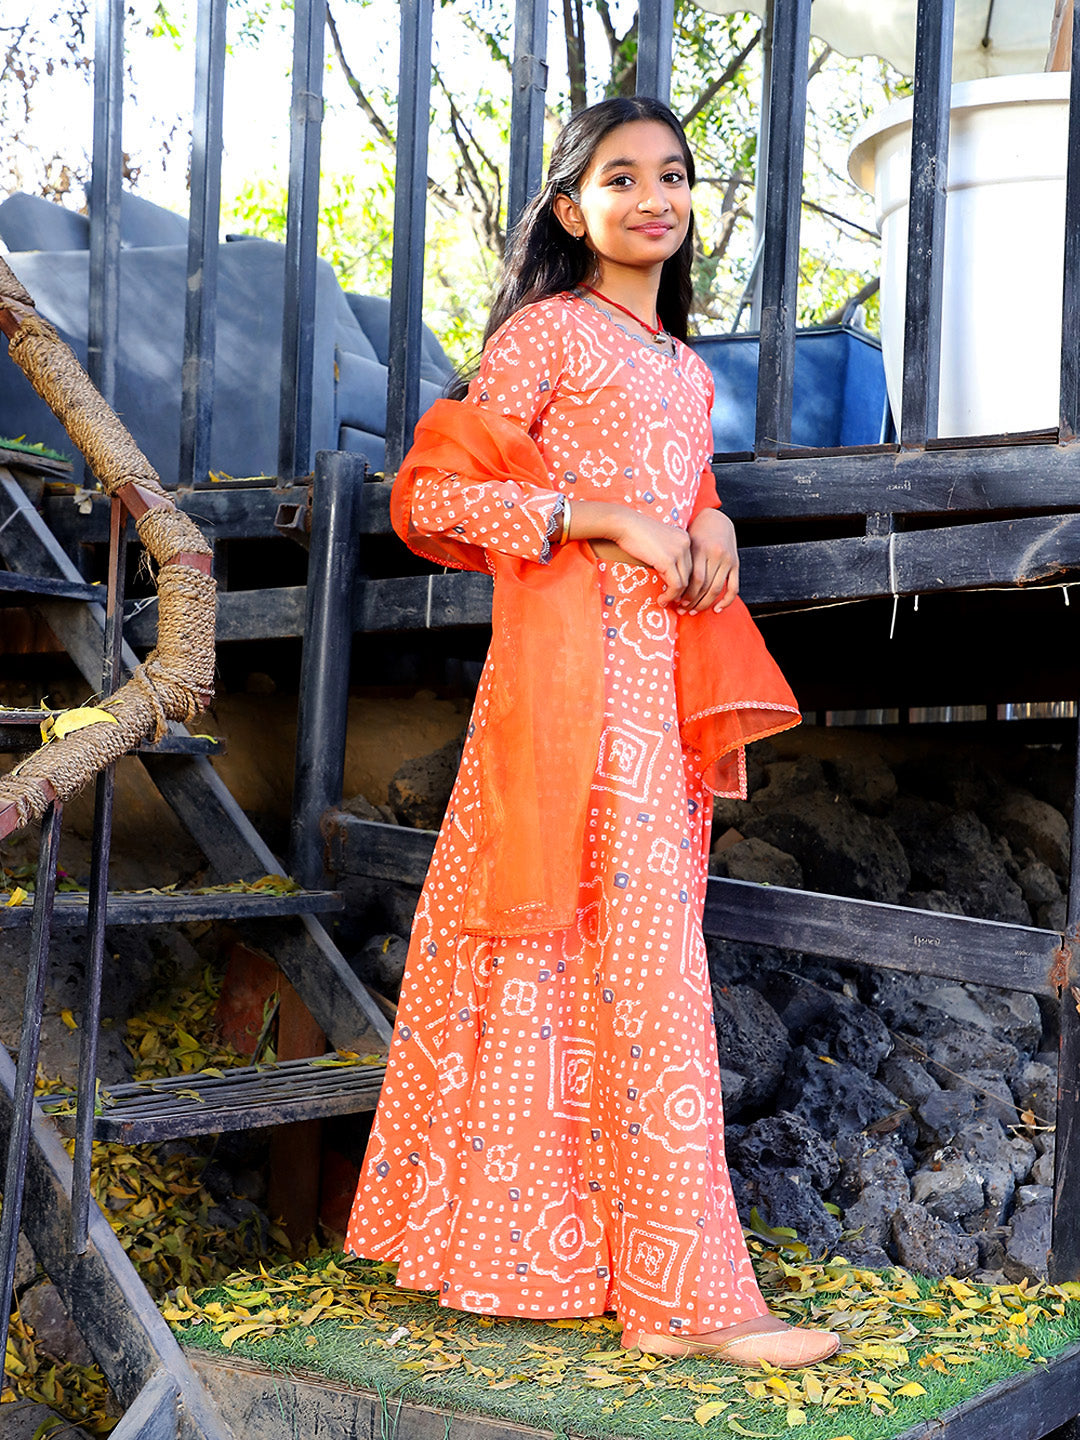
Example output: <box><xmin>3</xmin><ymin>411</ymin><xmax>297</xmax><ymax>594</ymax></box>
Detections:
<box><xmin>552</xmin><ymin>192</ymin><xmax>585</xmax><ymax>239</ymax></box>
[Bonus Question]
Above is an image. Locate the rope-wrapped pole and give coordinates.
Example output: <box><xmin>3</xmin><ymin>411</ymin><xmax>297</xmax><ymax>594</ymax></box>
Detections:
<box><xmin>0</xmin><ymin>257</ymin><xmax>217</xmax><ymax>838</ymax></box>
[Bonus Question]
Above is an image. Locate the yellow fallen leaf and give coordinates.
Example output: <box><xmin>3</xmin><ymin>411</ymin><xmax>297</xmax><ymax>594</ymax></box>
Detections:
<box><xmin>60</xmin><ymin>1009</ymin><xmax>77</xmax><ymax>1031</ymax></box>
<box><xmin>42</xmin><ymin>706</ymin><xmax>119</xmax><ymax>743</ymax></box>
<box><xmin>728</xmin><ymin>1420</ymin><xmax>776</xmax><ymax>1437</ymax></box>
<box><xmin>694</xmin><ymin>1400</ymin><xmax>728</xmax><ymax>1425</ymax></box>
<box><xmin>786</xmin><ymin>1407</ymin><xmax>807</xmax><ymax>1428</ymax></box>
<box><xmin>894</xmin><ymin>1382</ymin><xmax>927</xmax><ymax>1397</ymax></box>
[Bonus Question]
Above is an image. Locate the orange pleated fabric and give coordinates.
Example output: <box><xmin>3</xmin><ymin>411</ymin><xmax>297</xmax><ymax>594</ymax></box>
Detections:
<box><xmin>346</xmin><ymin>292</ymin><xmax>800</xmax><ymax>1336</ymax></box>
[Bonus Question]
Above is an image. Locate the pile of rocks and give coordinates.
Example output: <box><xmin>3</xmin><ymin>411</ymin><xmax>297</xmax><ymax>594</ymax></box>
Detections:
<box><xmin>706</xmin><ymin>736</ymin><xmax>1069</xmax><ymax>1283</ymax></box>
<box><xmin>349</xmin><ymin>728</ymin><xmax>1071</xmax><ymax>1283</ymax></box>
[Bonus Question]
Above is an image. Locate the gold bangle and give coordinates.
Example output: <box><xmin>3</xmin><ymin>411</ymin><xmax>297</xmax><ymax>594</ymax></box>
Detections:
<box><xmin>560</xmin><ymin>497</ymin><xmax>572</xmax><ymax>544</ymax></box>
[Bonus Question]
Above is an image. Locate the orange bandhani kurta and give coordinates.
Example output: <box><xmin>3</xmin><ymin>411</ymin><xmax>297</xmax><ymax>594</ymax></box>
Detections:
<box><xmin>346</xmin><ymin>292</ymin><xmax>800</xmax><ymax>1337</ymax></box>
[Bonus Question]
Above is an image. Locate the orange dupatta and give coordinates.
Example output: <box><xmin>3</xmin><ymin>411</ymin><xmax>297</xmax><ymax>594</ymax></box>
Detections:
<box><xmin>392</xmin><ymin>399</ymin><xmax>800</xmax><ymax>938</ymax></box>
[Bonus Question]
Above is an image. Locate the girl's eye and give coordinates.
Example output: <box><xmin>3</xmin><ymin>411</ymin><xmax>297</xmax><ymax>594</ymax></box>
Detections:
<box><xmin>663</xmin><ymin>170</ymin><xmax>687</xmax><ymax>184</ymax></box>
<box><xmin>608</xmin><ymin>174</ymin><xmax>634</xmax><ymax>188</ymax></box>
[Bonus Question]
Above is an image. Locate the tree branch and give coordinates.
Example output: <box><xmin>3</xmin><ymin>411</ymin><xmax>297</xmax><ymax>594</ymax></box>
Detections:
<box><xmin>325</xmin><ymin>3</ymin><xmax>395</xmax><ymax>150</ymax></box>
<box><xmin>680</xmin><ymin>26</ymin><xmax>760</xmax><ymax>129</ymax></box>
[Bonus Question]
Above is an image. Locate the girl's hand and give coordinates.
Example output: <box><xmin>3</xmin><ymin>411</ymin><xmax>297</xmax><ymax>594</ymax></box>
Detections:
<box><xmin>680</xmin><ymin>508</ymin><xmax>739</xmax><ymax>612</ymax></box>
<box><xmin>607</xmin><ymin>509</ymin><xmax>693</xmax><ymax>606</ymax></box>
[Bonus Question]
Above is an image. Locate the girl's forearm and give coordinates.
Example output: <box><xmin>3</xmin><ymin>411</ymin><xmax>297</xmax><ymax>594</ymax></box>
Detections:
<box><xmin>563</xmin><ymin>499</ymin><xmax>635</xmax><ymax>544</ymax></box>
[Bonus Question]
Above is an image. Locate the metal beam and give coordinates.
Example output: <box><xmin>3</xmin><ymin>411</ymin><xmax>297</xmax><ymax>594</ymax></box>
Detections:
<box><xmin>753</xmin><ymin>0</ymin><xmax>810</xmax><ymax>452</ymax></box>
<box><xmin>278</xmin><ymin>0</ymin><xmax>326</xmax><ymax>481</ymax></box>
<box><xmin>1060</xmin><ymin>3</ymin><xmax>1080</xmax><ymax>441</ymax></box>
<box><xmin>899</xmin><ymin>0</ymin><xmax>955</xmax><ymax>446</ymax></box>
<box><xmin>88</xmin><ymin>0</ymin><xmax>124</xmax><ymax>410</ymax></box>
<box><xmin>178</xmin><ymin>0</ymin><xmax>228</xmax><ymax>489</ymax></box>
<box><xmin>384</xmin><ymin>0</ymin><xmax>434</xmax><ymax>475</ymax></box>
<box><xmin>635</xmin><ymin>0</ymin><xmax>675</xmax><ymax>105</ymax></box>
<box><xmin>290</xmin><ymin>451</ymin><xmax>364</xmax><ymax>888</ymax></box>
<box><xmin>507</xmin><ymin>0</ymin><xmax>549</xmax><ymax>236</ymax></box>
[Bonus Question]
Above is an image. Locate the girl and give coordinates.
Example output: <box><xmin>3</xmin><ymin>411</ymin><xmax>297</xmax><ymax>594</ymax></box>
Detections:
<box><xmin>346</xmin><ymin>96</ymin><xmax>839</xmax><ymax>1369</ymax></box>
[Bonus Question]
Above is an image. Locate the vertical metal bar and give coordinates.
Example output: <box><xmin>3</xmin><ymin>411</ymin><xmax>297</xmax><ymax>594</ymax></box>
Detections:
<box><xmin>70</xmin><ymin>498</ymin><xmax>127</xmax><ymax>1255</ymax></box>
<box><xmin>507</xmin><ymin>0</ymin><xmax>550</xmax><ymax>238</ymax></box>
<box><xmin>384</xmin><ymin>0</ymin><xmax>434</xmax><ymax>476</ymax></box>
<box><xmin>753</xmin><ymin>0</ymin><xmax>810</xmax><ymax>454</ymax></box>
<box><xmin>635</xmin><ymin>0</ymin><xmax>675</xmax><ymax>105</ymax></box>
<box><xmin>1059</xmin><ymin>5</ymin><xmax>1080</xmax><ymax>442</ymax></box>
<box><xmin>1050</xmin><ymin>706</ymin><xmax>1080</xmax><ymax>1282</ymax></box>
<box><xmin>749</xmin><ymin>0</ymin><xmax>776</xmax><ymax>330</ymax></box>
<box><xmin>87</xmin><ymin>0</ymin><xmax>124</xmax><ymax>407</ymax></box>
<box><xmin>898</xmin><ymin>0</ymin><xmax>954</xmax><ymax>447</ymax></box>
<box><xmin>289</xmin><ymin>451</ymin><xmax>364</xmax><ymax>890</ymax></box>
<box><xmin>278</xmin><ymin>0</ymin><xmax>326</xmax><ymax>482</ymax></box>
<box><xmin>0</xmin><ymin>800</ymin><xmax>63</xmax><ymax>1363</ymax></box>
<box><xmin>178</xmin><ymin>0</ymin><xmax>228</xmax><ymax>490</ymax></box>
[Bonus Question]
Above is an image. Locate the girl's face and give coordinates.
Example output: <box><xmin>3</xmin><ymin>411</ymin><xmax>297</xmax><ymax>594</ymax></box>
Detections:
<box><xmin>554</xmin><ymin>119</ymin><xmax>692</xmax><ymax>287</ymax></box>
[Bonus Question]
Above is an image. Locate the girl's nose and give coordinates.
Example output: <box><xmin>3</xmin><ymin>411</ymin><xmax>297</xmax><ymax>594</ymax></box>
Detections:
<box><xmin>638</xmin><ymin>188</ymin><xmax>671</xmax><ymax>213</ymax></box>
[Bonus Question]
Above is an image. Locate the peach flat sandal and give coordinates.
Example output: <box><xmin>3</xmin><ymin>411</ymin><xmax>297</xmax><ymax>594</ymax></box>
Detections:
<box><xmin>620</xmin><ymin>1315</ymin><xmax>841</xmax><ymax>1369</ymax></box>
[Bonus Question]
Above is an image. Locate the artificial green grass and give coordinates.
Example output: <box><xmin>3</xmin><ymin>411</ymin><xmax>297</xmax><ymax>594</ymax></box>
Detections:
<box><xmin>168</xmin><ymin>1246</ymin><xmax>1080</xmax><ymax>1440</ymax></box>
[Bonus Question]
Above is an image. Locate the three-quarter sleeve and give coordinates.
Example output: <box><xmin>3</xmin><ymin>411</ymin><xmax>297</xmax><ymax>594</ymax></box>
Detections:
<box><xmin>408</xmin><ymin>302</ymin><xmax>569</xmax><ymax>565</ymax></box>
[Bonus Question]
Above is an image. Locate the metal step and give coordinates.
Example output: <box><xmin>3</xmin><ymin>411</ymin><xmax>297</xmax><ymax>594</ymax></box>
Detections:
<box><xmin>42</xmin><ymin>1054</ymin><xmax>387</xmax><ymax>1142</ymax></box>
<box><xmin>0</xmin><ymin>569</ymin><xmax>98</xmax><ymax>600</ymax></box>
<box><xmin>0</xmin><ymin>709</ymin><xmax>223</xmax><ymax>755</ymax></box>
<box><xmin>0</xmin><ymin>888</ymin><xmax>343</xmax><ymax>929</ymax></box>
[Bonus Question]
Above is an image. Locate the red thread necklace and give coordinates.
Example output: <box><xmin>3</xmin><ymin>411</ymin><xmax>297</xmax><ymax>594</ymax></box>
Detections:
<box><xmin>581</xmin><ymin>285</ymin><xmax>666</xmax><ymax>340</ymax></box>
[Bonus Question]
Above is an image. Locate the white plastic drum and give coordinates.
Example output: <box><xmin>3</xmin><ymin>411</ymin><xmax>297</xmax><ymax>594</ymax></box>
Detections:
<box><xmin>848</xmin><ymin>72</ymin><xmax>1070</xmax><ymax>439</ymax></box>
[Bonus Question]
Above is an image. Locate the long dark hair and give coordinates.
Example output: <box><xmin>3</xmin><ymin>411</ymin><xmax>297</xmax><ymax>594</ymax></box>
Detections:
<box><xmin>449</xmin><ymin>96</ymin><xmax>696</xmax><ymax>398</ymax></box>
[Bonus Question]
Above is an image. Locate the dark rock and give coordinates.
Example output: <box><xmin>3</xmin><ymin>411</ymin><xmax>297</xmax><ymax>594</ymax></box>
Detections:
<box><xmin>835</xmin><ymin>1237</ymin><xmax>894</xmax><ymax>1269</ymax></box>
<box><xmin>953</xmin><ymin>1118</ymin><xmax>1036</xmax><ymax>1183</ymax></box>
<box><xmin>939</xmin><ymin>1067</ymin><xmax>1017</xmax><ymax>1130</ymax></box>
<box><xmin>889</xmin><ymin>801</ymin><xmax>1030</xmax><ymax>923</ymax></box>
<box><xmin>20</xmin><ymin>1281</ymin><xmax>94</xmax><ymax>1365</ymax></box>
<box><xmin>903</xmin><ymin>890</ymin><xmax>966</xmax><ymax>914</ymax></box>
<box><xmin>753</xmin><ymin>756</ymin><xmax>828</xmax><ymax>809</ymax></box>
<box><xmin>974</xmin><ymin>1230</ymin><xmax>1009</xmax><ymax>1272</ymax></box>
<box><xmin>705</xmin><ymin>937</ymin><xmax>804</xmax><ymax>989</ymax></box>
<box><xmin>843</xmin><ymin>1183</ymin><xmax>907</xmax><ymax>1249</ymax></box>
<box><xmin>1031</xmin><ymin>1149</ymin><xmax>1055</xmax><ymax>1187</ymax></box>
<box><xmin>824</xmin><ymin>754</ymin><xmax>898</xmax><ymax>815</ymax></box>
<box><xmin>709</xmin><ymin>836</ymin><xmax>803</xmax><ymax>888</ymax></box>
<box><xmin>835</xmin><ymin>1138</ymin><xmax>913</xmax><ymax>1206</ymax></box>
<box><xmin>961</xmin><ymin>1161</ymin><xmax>1016</xmax><ymax>1230</ymax></box>
<box><xmin>387</xmin><ymin>733</ymin><xmax>464</xmax><ymax>830</ymax></box>
<box><xmin>199</xmin><ymin>1160</ymin><xmax>235</xmax><ymax>1202</ymax></box>
<box><xmin>917</xmin><ymin>1019</ymin><xmax>1019</xmax><ymax>1083</ymax></box>
<box><xmin>905</xmin><ymin>984</ymin><xmax>1042</xmax><ymax>1055</ymax></box>
<box><xmin>341</xmin><ymin>792</ymin><xmax>397</xmax><ymax>825</ymax></box>
<box><xmin>1004</xmin><ymin>1187</ymin><xmax>1052</xmax><ymax>1281</ymax></box>
<box><xmin>879</xmin><ymin>1056</ymin><xmax>941</xmax><ymax>1110</ymax></box>
<box><xmin>801</xmin><ymin>994</ymin><xmax>893</xmax><ymax>1074</ymax></box>
<box><xmin>712</xmin><ymin>984</ymin><xmax>791</xmax><ymax>1110</ymax></box>
<box><xmin>917</xmin><ymin>1089</ymin><xmax>977</xmax><ymax>1146</ymax></box>
<box><xmin>1010</xmin><ymin>1059</ymin><xmax>1056</xmax><ymax>1127</ymax></box>
<box><xmin>910</xmin><ymin>1163</ymin><xmax>985</xmax><ymax>1223</ymax></box>
<box><xmin>713</xmin><ymin>797</ymin><xmax>753</xmax><ymax>833</ymax></box>
<box><xmin>728</xmin><ymin>1164</ymin><xmax>755</xmax><ymax>1221</ymax></box>
<box><xmin>1015</xmin><ymin>858</ymin><xmax>1061</xmax><ymax>909</ymax></box>
<box><xmin>753</xmin><ymin>1169</ymin><xmax>842</xmax><ymax>1258</ymax></box>
<box><xmin>745</xmin><ymin>792</ymin><xmax>910</xmax><ymax>904</ymax></box>
<box><xmin>891</xmin><ymin>1202</ymin><xmax>979</xmax><ymax>1278</ymax></box>
<box><xmin>779</xmin><ymin>1047</ymin><xmax>915</xmax><ymax>1145</ymax></box>
<box><xmin>720</xmin><ymin>1068</ymin><xmax>748</xmax><ymax>1115</ymax></box>
<box><xmin>987</xmin><ymin>789</ymin><xmax>1070</xmax><ymax>876</ymax></box>
<box><xmin>1036</xmin><ymin>898</ymin><xmax>1068</xmax><ymax>931</ymax></box>
<box><xmin>729</xmin><ymin>1111</ymin><xmax>840</xmax><ymax>1191</ymax></box>
<box><xmin>354</xmin><ymin>932</ymin><xmax>410</xmax><ymax>996</ymax></box>
<box><xmin>232</xmin><ymin>1168</ymin><xmax>268</xmax><ymax>1204</ymax></box>
<box><xmin>0</xmin><ymin>1402</ymin><xmax>91</xmax><ymax>1439</ymax></box>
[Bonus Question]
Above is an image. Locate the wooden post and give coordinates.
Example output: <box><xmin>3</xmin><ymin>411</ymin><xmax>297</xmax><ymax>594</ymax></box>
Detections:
<box><xmin>268</xmin><ymin>978</ymin><xmax>327</xmax><ymax>1247</ymax></box>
